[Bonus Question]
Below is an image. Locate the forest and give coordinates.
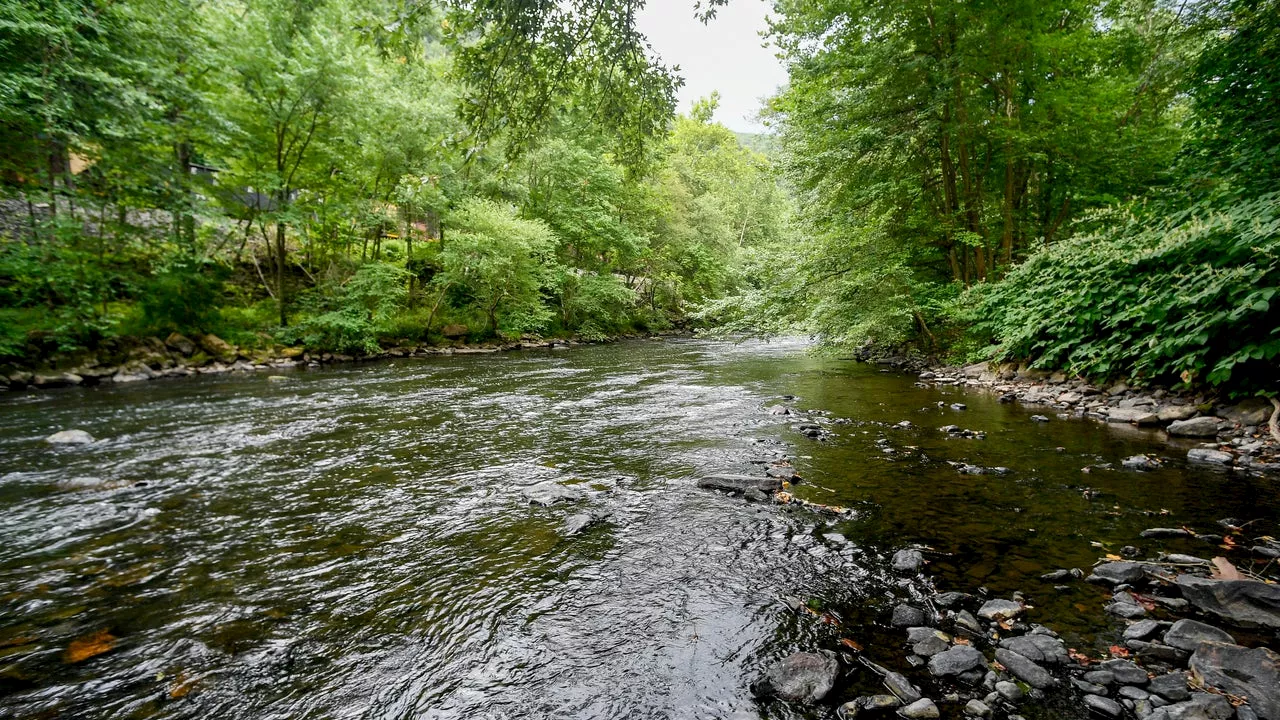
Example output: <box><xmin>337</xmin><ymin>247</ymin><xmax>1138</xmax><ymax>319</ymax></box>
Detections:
<box><xmin>0</xmin><ymin>0</ymin><xmax>788</xmax><ymax>362</ymax></box>
<box><xmin>1</xmin><ymin>0</ymin><xmax>1277</xmax><ymax>394</ymax></box>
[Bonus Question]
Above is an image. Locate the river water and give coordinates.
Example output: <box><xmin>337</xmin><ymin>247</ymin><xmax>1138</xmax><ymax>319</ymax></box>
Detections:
<box><xmin>1</xmin><ymin>338</ymin><xmax>1277</xmax><ymax>720</ymax></box>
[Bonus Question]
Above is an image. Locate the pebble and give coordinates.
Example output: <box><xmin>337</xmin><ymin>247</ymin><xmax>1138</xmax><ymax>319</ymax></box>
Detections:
<box><xmin>977</xmin><ymin>598</ymin><xmax>1023</xmax><ymax>621</ymax></box>
<box><xmin>893</xmin><ymin>549</ymin><xmax>924</xmax><ymax>573</ymax></box>
<box><xmin>898</xmin><ymin>698</ymin><xmax>940</xmax><ymax>719</ymax></box>
<box><xmin>995</xmin><ymin>680</ymin><xmax>1024</xmax><ymax>702</ymax></box>
<box><xmin>963</xmin><ymin>699</ymin><xmax>991</xmax><ymax>718</ymax></box>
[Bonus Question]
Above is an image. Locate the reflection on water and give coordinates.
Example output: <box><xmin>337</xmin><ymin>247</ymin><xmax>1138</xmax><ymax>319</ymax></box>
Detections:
<box><xmin>0</xmin><ymin>338</ymin><xmax>1276</xmax><ymax>719</ymax></box>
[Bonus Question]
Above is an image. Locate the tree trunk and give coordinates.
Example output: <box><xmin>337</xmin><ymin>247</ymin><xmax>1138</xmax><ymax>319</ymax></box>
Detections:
<box><xmin>275</xmin><ymin>220</ymin><xmax>288</xmax><ymax>326</ymax></box>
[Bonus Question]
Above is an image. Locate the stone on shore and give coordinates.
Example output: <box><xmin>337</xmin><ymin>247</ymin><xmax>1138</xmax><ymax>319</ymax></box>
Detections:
<box><xmin>1147</xmin><ymin>672</ymin><xmax>1191</xmax><ymax>702</ymax></box>
<box><xmin>928</xmin><ymin>645</ymin><xmax>985</xmax><ymax>677</ymax></box>
<box><xmin>696</xmin><ymin>474</ymin><xmax>783</xmax><ymax>495</ymax></box>
<box><xmin>892</xmin><ymin>604</ymin><xmax>926</xmax><ymax>627</ymax></box>
<box><xmin>1189</xmin><ymin>642</ymin><xmax>1279</xmax><ymax>720</ymax></box>
<box><xmin>1100</xmin><ymin>658</ymin><xmax>1149</xmax><ymax>685</ymax></box>
<box><xmin>1146</xmin><ymin>693</ymin><xmax>1234</xmax><ymax>720</ymax></box>
<box><xmin>44</xmin><ymin>429</ymin><xmax>95</xmax><ymax>445</ymax></box>
<box><xmin>1084</xmin><ymin>695</ymin><xmax>1123</xmax><ymax>718</ymax></box>
<box><xmin>1107</xmin><ymin>407</ymin><xmax>1159</xmax><ymax>425</ymax></box>
<box><xmin>1176</xmin><ymin>576</ymin><xmax>1280</xmax><ymax>629</ymax></box>
<box><xmin>1167</xmin><ymin>417</ymin><xmax>1222</xmax><ymax>437</ymax></box>
<box><xmin>756</xmin><ymin>650</ymin><xmax>839</xmax><ymax>704</ymax></box>
<box><xmin>882</xmin><ymin>670</ymin><xmax>922</xmax><ymax>703</ymax></box>
<box><xmin>1162</xmin><ymin>619</ymin><xmax>1235</xmax><ymax>652</ymax></box>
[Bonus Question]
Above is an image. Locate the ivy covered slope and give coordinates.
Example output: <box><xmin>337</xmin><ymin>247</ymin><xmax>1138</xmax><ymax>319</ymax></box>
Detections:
<box><xmin>0</xmin><ymin>0</ymin><xmax>789</xmax><ymax>368</ymax></box>
<box><xmin>710</xmin><ymin>0</ymin><xmax>1278</xmax><ymax>395</ymax></box>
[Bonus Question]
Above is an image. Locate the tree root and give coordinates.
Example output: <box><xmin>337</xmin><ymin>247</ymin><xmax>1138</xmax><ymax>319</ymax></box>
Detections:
<box><xmin>1271</xmin><ymin>397</ymin><xmax>1280</xmax><ymax>444</ymax></box>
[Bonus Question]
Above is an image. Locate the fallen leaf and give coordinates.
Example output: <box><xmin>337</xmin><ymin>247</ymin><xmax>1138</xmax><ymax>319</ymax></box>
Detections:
<box><xmin>953</xmin><ymin>636</ymin><xmax>971</xmax><ymax>645</ymax></box>
<box><xmin>64</xmin><ymin>629</ymin><xmax>115</xmax><ymax>663</ymax></box>
<box><xmin>169</xmin><ymin>670</ymin><xmax>198</xmax><ymax>699</ymax></box>
<box><xmin>1068</xmin><ymin>649</ymin><xmax>1094</xmax><ymax>665</ymax></box>
<box><xmin>840</xmin><ymin>638</ymin><xmax>863</xmax><ymax>652</ymax></box>
<box><xmin>1105</xmin><ymin>553</ymin><xmax>1123</xmax><ymax>561</ymax></box>
<box><xmin>1109</xmin><ymin>645</ymin><xmax>1130</xmax><ymax>658</ymax></box>
<box><xmin>1211</xmin><ymin>557</ymin><xmax>1243</xmax><ymax>580</ymax></box>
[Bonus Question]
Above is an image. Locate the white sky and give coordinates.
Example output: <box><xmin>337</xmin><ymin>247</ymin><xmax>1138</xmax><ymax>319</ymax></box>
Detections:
<box><xmin>635</xmin><ymin>0</ymin><xmax>787</xmax><ymax>133</ymax></box>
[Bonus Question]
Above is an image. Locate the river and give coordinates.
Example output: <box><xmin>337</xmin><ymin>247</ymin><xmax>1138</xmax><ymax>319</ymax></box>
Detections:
<box><xmin>1</xmin><ymin>338</ymin><xmax>1276</xmax><ymax>719</ymax></box>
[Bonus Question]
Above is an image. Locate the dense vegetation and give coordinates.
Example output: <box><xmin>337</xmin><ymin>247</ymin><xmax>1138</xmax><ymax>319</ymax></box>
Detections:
<box><xmin>0</xmin><ymin>0</ymin><xmax>786</xmax><ymax>362</ymax></box>
<box><xmin>706</xmin><ymin>0</ymin><xmax>1278</xmax><ymax>394</ymax></box>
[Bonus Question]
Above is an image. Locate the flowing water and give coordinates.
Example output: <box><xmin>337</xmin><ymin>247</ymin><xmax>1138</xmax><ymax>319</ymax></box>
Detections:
<box><xmin>1</xmin><ymin>338</ymin><xmax>1277</xmax><ymax>720</ymax></box>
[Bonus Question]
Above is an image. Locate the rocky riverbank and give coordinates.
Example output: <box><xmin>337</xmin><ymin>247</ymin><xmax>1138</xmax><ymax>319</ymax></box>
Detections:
<box><xmin>913</xmin><ymin>362</ymin><xmax>1280</xmax><ymax>475</ymax></box>
<box><xmin>695</xmin><ymin>390</ymin><xmax>1280</xmax><ymax>720</ymax></box>
<box><xmin>2</xmin><ymin>330</ymin><xmax>687</xmax><ymax>393</ymax></box>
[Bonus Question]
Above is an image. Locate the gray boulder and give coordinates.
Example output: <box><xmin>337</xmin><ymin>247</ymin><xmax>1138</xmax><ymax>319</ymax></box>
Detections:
<box><xmin>994</xmin><ymin>649</ymin><xmax>1055</xmax><ymax>689</ymax></box>
<box><xmin>1189</xmin><ymin>642</ymin><xmax>1279</xmax><ymax>720</ymax></box>
<box><xmin>893</xmin><ymin>604</ymin><xmax>926</xmax><ymax>628</ymax></box>
<box><xmin>998</xmin><ymin>634</ymin><xmax>1067</xmax><ymax>664</ymax></box>
<box><xmin>1084</xmin><ymin>695</ymin><xmax>1123</xmax><ymax>718</ymax></box>
<box><xmin>1168</xmin><ymin>416</ymin><xmax>1223</xmax><ymax>437</ymax></box>
<box><xmin>928</xmin><ymin>645</ymin><xmax>986</xmax><ymax>677</ymax></box>
<box><xmin>757</xmin><ymin>650</ymin><xmax>840</xmax><ymax>704</ymax></box>
<box><xmin>1108</xmin><ymin>407</ymin><xmax>1159</xmax><ymax>425</ymax></box>
<box><xmin>696</xmin><ymin>474</ymin><xmax>782</xmax><ymax>495</ymax></box>
<box><xmin>1158</xmin><ymin>405</ymin><xmax>1199</xmax><ymax>423</ymax></box>
<box><xmin>44</xmin><ymin>429</ymin><xmax>95</xmax><ymax>445</ymax></box>
<box><xmin>1162</xmin><ymin>619</ymin><xmax>1234</xmax><ymax>652</ymax></box>
<box><xmin>1148</xmin><ymin>672</ymin><xmax>1190</xmax><ymax>702</ymax></box>
<box><xmin>1100</xmin><ymin>658</ymin><xmax>1149</xmax><ymax>685</ymax></box>
<box><xmin>1176</xmin><ymin>576</ymin><xmax>1280</xmax><ymax>629</ymax></box>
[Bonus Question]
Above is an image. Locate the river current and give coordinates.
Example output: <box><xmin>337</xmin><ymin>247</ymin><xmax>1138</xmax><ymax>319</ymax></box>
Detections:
<box><xmin>1</xmin><ymin>338</ymin><xmax>1276</xmax><ymax>720</ymax></box>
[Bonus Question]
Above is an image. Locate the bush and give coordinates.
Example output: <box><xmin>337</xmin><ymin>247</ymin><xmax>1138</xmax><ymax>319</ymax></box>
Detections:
<box><xmin>966</xmin><ymin>192</ymin><xmax>1280</xmax><ymax>393</ymax></box>
<box><xmin>137</xmin><ymin>258</ymin><xmax>225</xmax><ymax>333</ymax></box>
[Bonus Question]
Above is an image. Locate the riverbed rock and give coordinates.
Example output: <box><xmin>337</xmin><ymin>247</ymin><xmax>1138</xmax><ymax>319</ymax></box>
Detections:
<box><xmin>1168</xmin><ymin>417</ymin><xmax>1222</xmax><ymax>437</ymax></box>
<box><xmin>1147</xmin><ymin>693</ymin><xmax>1234</xmax><ymax>720</ymax></box>
<box><xmin>963</xmin><ymin>699</ymin><xmax>991</xmax><ymax>717</ymax></box>
<box><xmin>1085</xmin><ymin>695</ymin><xmax>1124</xmax><ymax>718</ymax></box>
<box><xmin>893</xmin><ymin>604</ymin><xmax>926</xmax><ymax>627</ymax></box>
<box><xmin>882</xmin><ymin>670</ymin><xmax>922</xmax><ymax>703</ymax></box>
<box><xmin>521</xmin><ymin>482</ymin><xmax>586</xmax><ymax>506</ymax></box>
<box><xmin>928</xmin><ymin>645</ymin><xmax>985</xmax><ymax>677</ymax></box>
<box><xmin>1148</xmin><ymin>672</ymin><xmax>1191</xmax><ymax>702</ymax></box>
<box><xmin>201</xmin><ymin>333</ymin><xmax>236</xmax><ymax>360</ymax></box>
<box><xmin>1142</xmin><ymin>527</ymin><xmax>1193</xmax><ymax>538</ymax></box>
<box><xmin>999</xmin><ymin>634</ymin><xmax>1068</xmax><ymax>664</ymax></box>
<box><xmin>441</xmin><ymin>324</ymin><xmax>469</xmax><ymax>339</ymax></box>
<box><xmin>33</xmin><ymin>372</ymin><xmax>83</xmax><ymax>388</ymax></box>
<box><xmin>561</xmin><ymin>513</ymin><xmax>599</xmax><ymax>536</ymax></box>
<box><xmin>1162</xmin><ymin>619</ymin><xmax>1235</xmax><ymax>652</ymax></box>
<box><xmin>898</xmin><ymin>698</ymin><xmax>940</xmax><ymax>719</ymax></box>
<box><xmin>1087</xmin><ymin>562</ymin><xmax>1150</xmax><ymax>586</ymax></box>
<box><xmin>1123</xmin><ymin>455</ymin><xmax>1161</xmax><ymax>470</ymax></box>
<box><xmin>1189</xmin><ymin>642</ymin><xmax>1280</xmax><ymax>719</ymax></box>
<box><xmin>893</xmin><ymin>549</ymin><xmax>924</xmax><ymax>573</ymax></box>
<box><xmin>696</xmin><ymin>474</ymin><xmax>782</xmax><ymax>495</ymax></box>
<box><xmin>1107</xmin><ymin>407</ymin><xmax>1160</xmax><ymax>425</ymax></box>
<box><xmin>756</xmin><ymin>650</ymin><xmax>840</xmax><ymax>704</ymax></box>
<box><xmin>843</xmin><ymin>695</ymin><xmax>902</xmax><ymax>715</ymax></box>
<box><xmin>1176</xmin><ymin>576</ymin><xmax>1280</xmax><ymax>629</ymax></box>
<box><xmin>1101</xmin><ymin>658</ymin><xmax>1149</xmax><ymax>685</ymax></box>
<box><xmin>44</xmin><ymin>429</ymin><xmax>94</xmax><ymax>444</ymax></box>
<box><xmin>994</xmin><ymin>648</ymin><xmax>1055</xmax><ymax>689</ymax></box>
<box><xmin>1186</xmin><ymin>448</ymin><xmax>1233</xmax><ymax>465</ymax></box>
<box><xmin>995</xmin><ymin>680</ymin><xmax>1024</xmax><ymax>702</ymax></box>
<box><xmin>977</xmin><ymin>599</ymin><xmax>1023</xmax><ymax>621</ymax></box>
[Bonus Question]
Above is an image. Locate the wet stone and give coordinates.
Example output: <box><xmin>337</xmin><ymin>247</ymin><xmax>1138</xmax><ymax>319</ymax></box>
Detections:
<box><xmin>1147</xmin><ymin>673</ymin><xmax>1190</xmax><ymax>703</ymax></box>
<box><xmin>1175</xmin><ymin>576</ymin><xmax>1280</xmax><ymax>630</ymax></box>
<box><xmin>1188</xmin><ymin>642</ymin><xmax>1279</xmax><ymax>720</ymax></box>
<box><xmin>953</xmin><ymin>610</ymin><xmax>984</xmax><ymax>635</ymax></box>
<box><xmin>1085</xmin><ymin>694</ymin><xmax>1124</xmax><ymax>718</ymax></box>
<box><xmin>928</xmin><ymin>645</ymin><xmax>986</xmax><ymax>677</ymax></box>
<box><xmin>1124</xmin><ymin>619</ymin><xmax>1162</xmax><ymax>641</ymax></box>
<box><xmin>1088</xmin><ymin>562</ymin><xmax>1150</xmax><ymax>585</ymax></box>
<box><xmin>977</xmin><ymin>599</ymin><xmax>1023</xmax><ymax>621</ymax></box>
<box><xmin>1084</xmin><ymin>671</ymin><xmax>1116</xmax><ymax>686</ymax></box>
<box><xmin>893</xmin><ymin>549</ymin><xmax>924</xmax><ymax>574</ymax></box>
<box><xmin>1162</xmin><ymin>619</ymin><xmax>1235</xmax><ymax>652</ymax></box>
<box><xmin>882</xmin><ymin>670</ymin><xmax>922</xmax><ymax>703</ymax></box>
<box><xmin>913</xmin><ymin>637</ymin><xmax>949</xmax><ymax>658</ymax></box>
<box><xmin>995</xmin><ymin>680</ymin><xmax>1024</xmax><ymax>702</ymax></box>
<box><xmin>1147</xmin><ymin>693</ymin><xmax>1233</xmax><ymax>720</ymax></box>
<box><xmin>963</xmin><ymin>699</ymin><xmax>991</xmax><ymax>718</ymax></box>
<box><xmin>999</xmin><ymin>634</ymin><xmax>1068</xmax><ymax>664</ymax></box>
<box><xmin>1101</xmin><ymin>658</ymin><xmax>1149</xmax><ymax>685</ymax></box>
<box><xmin>893</xmin><ymin>604</ymin><xmax>926</xmax><ymax>628</ymax></box>
<box><xmin>522</xmin><ymin>482</ymin><xmax>586</xmax><ymax>506</ymax></box>
<box><xmin>1074</xmin><ymin>678</ymin><xmax>1109</xmax><ymax>696</ymax></box>
<box><xmin>1141</xmin><ymin>528</ymin><xmax>1192</xmax><ymax>538</ymax></box>
<box><xmin>1107</xmin><ymin>602</ymin><xmax>1148</xmax><ymax>619</ymax></box>
<box><xmin>757</xmin><ymin>651</ymin><xmax>840</xmax><ymax>704</ymax></box>
<box><xmin>935</xmin><ymin>592</ymin><xmax>972</xmax><ymax>608</ymax></box>
<box><xmin>898</xmin><ymin>698</ymin><xmax>940</xmax><ymax>719</ymax></box>
<box><xmin>995</xmin><ymin>648</ymin><xmax>1055</xmax><ymax>689</ymax></box>
<box><xmin>696</xmin><ymin>474</ymin><xmax>783</xmax><ymax>495</ymax></box>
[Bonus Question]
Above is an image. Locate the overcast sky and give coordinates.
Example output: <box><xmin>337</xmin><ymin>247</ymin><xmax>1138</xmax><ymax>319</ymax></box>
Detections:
<box><xmin>635</xmin><ymin>0</ymin><xmax>787</xmax><ymax>134</ymax></box>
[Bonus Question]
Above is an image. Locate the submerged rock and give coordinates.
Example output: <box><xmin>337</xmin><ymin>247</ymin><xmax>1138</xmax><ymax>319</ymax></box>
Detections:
<box><xmin>561</xmin><ymin>513</ymin><xmax>600</xmax><ymax>536</ymax></box>
<box><xmin>696</xmin><ymin>474</ymin><xmax>782</xmax><ymax>495</ymax></box>
<box><xmin>1187</xmin><ymin>448</ymin><xmax>1233</xmax><ymax>465</ymax></box>
<box><xmin>45</xmin><ymin>429</ymin><xmax>95</xmax><ymax>445</ymax></box>
<box><xmin>521</xmin><ymin>482</ymin><xmax>586</xmax><ymax>507</ymax></box>
<box><xmin>1189</xmin><ymin>642</ymin><xmax>1279</xmax><ymax>720</ymax></box>
<box><xmin>893</xmin><ymin>549</ymin><xmax>924</xmax><ymax>574</ymax></box>
<box><xmin>756</xmin><ymin>650</ymin><xmax>840</xmax><ymax>704</ymax></box>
